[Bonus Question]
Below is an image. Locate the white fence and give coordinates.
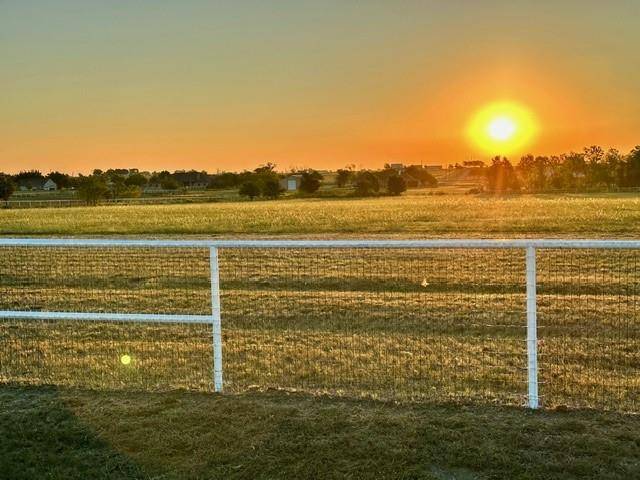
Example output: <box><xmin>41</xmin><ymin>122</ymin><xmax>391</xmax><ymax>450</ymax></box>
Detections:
<box><xmin>1</xmin><ymin>238</ymin><xmax>639</xmax><ymax>411</ymax></box>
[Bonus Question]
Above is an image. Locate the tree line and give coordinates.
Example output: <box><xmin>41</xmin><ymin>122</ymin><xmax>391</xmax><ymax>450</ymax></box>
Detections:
<box><xmin>483</xmin><ymin>145</ymin><xmax>640</xmax><ymax>193</ymax></box>
<box><xmin>0</xmin><ymin>162</ymin><xmax>439</xmax><ymax>205</ymax></box>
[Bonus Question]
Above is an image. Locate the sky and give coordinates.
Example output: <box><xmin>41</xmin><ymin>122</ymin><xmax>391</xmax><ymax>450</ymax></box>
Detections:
<box><xmin>1</xmin><ymin>0</ymin><xmax>639</xmax><ymax>174</ymax></box>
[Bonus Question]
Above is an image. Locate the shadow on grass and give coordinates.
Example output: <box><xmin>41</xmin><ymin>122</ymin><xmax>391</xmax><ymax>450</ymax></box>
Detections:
<box><xmin>1</xmin><ymin>384</ymin><xmax>639</xmax><ymax>480</ymax></box>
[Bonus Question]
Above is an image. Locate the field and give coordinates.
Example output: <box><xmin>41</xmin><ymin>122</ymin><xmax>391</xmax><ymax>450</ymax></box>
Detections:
<box><xmin>2</xmin><ymin>192</ymin><xmax>640</xmax><ymax>236</ymax></box>
<box><xmin>1</xmin><ymin>193</ymin><xmax>639</xmax><ymax>479</ymax></box>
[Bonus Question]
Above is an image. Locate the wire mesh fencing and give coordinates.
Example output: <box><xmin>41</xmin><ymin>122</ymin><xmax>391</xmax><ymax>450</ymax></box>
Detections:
<box><xmin>0</xmin><ymin>239</ymin><xmax>638</xmax><ymax>412</ymax></box>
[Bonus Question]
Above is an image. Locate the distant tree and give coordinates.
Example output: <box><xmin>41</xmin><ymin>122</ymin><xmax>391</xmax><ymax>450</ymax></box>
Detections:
<box><xmin>354</xmin><ymin>171</ymin><xmax>380</xmax><ymax>196</ymax></box>
<box><xmin>403</xmin><ymin>165</ymin><xmax>438</xmax><ymax>187</ymax></box>
<box><xmin>239</xmin><ymin>181</ymin><xmax>260</xmax><ymax>200</ymax></box>
<box><xmin>254</xmin><ymin>162</ymin><xmax>277</xmax><ymax>174</ymax></box>
<box><xmin>208</xmin><ymin>172</ymin><xmax>240</xmax><ymax>189</ymax></box>
<box><xmin>517</xmin><ymin>154</ymin><xmax>549</xmax><ymax>192</ymax></box>
<box><xmin>486</xmin><ymin>157</ymin><xmax>520</xmax><ymax>193</ymax></box>
<box><xmin>262</xmin><ymin>178</ymin><xmax>283</xmax><ymax>199</ymax></box>
<box><xmin>387</xmin><ymin>174</ymin><xmax>407</xmax><ymax>196</ymax></box>
<box><xmin>46</xmin><ymin>171</ymin><xmax>71</xmax><ymax>189</ymax></box>
<box><xmin>108</xmin><ymin>175</ymin><xmax>127</xmax><ymax>199</ymax></box>
<box><xmin>13</xmin><ymin>170</ymin><xmax>44</xmax><ymax>184</ymax></box>
<box><xmin>299</xmin><ymin>170</ymin><xmax>322</xmax><ymax>193</ymax></box>
<box><xmin>0</xmin><ymin>174</ymin><xmax>16</xmax><ymax>207</ymax></box>
<box><xmin>336</xmin><ymin>168</ymin><xmax>354</xmax><ymax>187</ymax></box>
<box><xmin>77</xmin><ymin>176</ymin><xmax>109</xmax><ymax>206</ymax></box>
<box><xmin>160</xmin><ymin>177</ymin><xmax>180</xmax><ymax>190</ymax></box>
<box><xmin>124</xmin><ymin>173</ymin><xmax>148</xmax><ymax>187</ymax></box>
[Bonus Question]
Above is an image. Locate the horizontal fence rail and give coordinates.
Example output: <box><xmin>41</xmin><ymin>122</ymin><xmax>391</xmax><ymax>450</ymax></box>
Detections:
<box><xmin>0</xmin><ymin>238</ymin><xmax>638</xmax><ymax>412</ymax></box>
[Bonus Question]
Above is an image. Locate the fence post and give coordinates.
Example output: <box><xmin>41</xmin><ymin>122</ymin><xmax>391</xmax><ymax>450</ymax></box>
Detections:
<box><xmin>210</xmin><ymin>246</ymin><xmax>223</xmax><ymax>392</ymax></box>
<box><xmin>526</xmin><ymin>246</ymin><xmax>539</xmax><ymax>409</ymax></box>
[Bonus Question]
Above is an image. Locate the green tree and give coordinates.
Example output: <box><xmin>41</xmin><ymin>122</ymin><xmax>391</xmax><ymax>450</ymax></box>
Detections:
<box><xmin>46</xmin><ymin>171</ymin><xmax>71</xmax><ymax>189</ymax></box>
<box><xmin>262</xmin><ymin>178</ymin><xmax>282</xmax><ymax>199</ymax></box>
<box><xmin>299</xmin><ymin>170</ymin><xmax>322</xmax><ymax>193</ymax></box>
<box><xmin>239</xmin><ymin>181</ymin><xmax>260</xmax><ymax>200</ymax></box>
<box><xmin>124</xmin><ymin>173</ymin><xmax>148</xmax><ymax>187</ymax></box>
<box><xmin>77</xmin><ymin>176</ymin><xmax>109</xmax><ymax>206</ymax></box>
<box><xmin>354</xmin><ymin>171</ymin><xmax>380</xmax><ymax>196</ymax></box>
<box><xmin>336</xmin><ymin>168</ymin><xmax>355</xmax><ymax>187</ymax></box>
<box><xmin>0</xmin><ymin>174</ymin><xmax>16</xmax><ymax>207</ymax></box>
<box><xmin>387</xmin><ymin>174</ymin><xmax>407</xmax><ymax>196</ymax></box>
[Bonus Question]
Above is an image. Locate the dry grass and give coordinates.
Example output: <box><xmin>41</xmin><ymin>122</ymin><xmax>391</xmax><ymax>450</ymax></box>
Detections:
<box><xmin>2</xmin><ymin>193</ymin><xmax>640</xmax><ymax>236</ymax></box>
<box><xmin>1</xmin><ymin>247</ymin><xmax>638</xmax><ymax>411</ymax></box>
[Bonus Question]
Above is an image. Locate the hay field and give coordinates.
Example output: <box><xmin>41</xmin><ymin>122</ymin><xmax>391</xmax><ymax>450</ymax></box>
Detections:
<box><xmin>2</xmin><ymin>193</ymin><xmax>640</xmax><ymax>236</ymax></box>
<box><xmin>1</xmin><ymin>245</ymin><xmax>638</xmax><ymax>411</ymax></box>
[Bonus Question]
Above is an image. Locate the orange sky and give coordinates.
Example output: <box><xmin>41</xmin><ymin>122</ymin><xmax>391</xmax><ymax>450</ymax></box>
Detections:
<box><xmin>2</xmin><ymin>1</ymin><xmax>639</xmax><ymax>174</ymax></box>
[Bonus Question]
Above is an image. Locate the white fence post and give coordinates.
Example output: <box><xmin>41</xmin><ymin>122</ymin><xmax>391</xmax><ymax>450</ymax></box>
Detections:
<box><xmin>526</xmin><ymin>246</ymin><xmax>539</xmax><ymax>409</ymax></box>
<box><xmin>210</xmin><ymin>247</ymin><xmax>223</xmax><ymax>392</ymax></box>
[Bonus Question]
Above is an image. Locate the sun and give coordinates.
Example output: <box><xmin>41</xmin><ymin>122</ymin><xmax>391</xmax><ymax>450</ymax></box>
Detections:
<box><xmin>467</xmin><ymin>101</ymin><xmax>537</xmax><ymax>155</ymax></box>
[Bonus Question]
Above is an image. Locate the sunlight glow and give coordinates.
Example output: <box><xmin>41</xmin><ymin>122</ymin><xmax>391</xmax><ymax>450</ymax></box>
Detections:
<box><xmin>467</xmin><ymin>101</ymin><xmax>537</xmax><ymax>155</ymax></box>
<box><xmin>120</xmin><ymin>354</ymin><xmax>131</xmax><ymax>365</ymax></box>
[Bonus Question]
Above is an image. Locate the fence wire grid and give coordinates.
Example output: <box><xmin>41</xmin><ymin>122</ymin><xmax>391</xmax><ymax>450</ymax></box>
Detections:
<box><xmin>0</xmin><ymin>241</ymin><xmax>638</xmax><ymax>412</ymax></box>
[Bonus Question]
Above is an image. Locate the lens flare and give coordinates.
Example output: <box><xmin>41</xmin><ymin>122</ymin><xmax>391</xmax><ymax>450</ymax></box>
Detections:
<box><xmin>467</xmin><ymin>101</ymin><xmax>537</xmax><ymax>155</ymax></box>
<box><xmin>120</xmin><ymin>354</ymin><xmax>132</xmax><ymax>365</ymax></box>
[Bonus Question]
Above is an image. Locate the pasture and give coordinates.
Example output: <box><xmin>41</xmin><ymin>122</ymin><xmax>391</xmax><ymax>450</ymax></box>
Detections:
<box><xmin>1</xmin><ymin>193</ymin><xmax>639</xmax><ymax>479</ymax></box>
<box><xmin>2</xmin><ymin>192</ymin><xmax>640</xmax><ymax>236</ymax></box>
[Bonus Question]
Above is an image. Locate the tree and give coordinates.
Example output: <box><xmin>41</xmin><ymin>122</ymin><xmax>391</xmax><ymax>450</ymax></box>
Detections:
<box><xmin>0</xmin><ymin>174</ymin><xmax>15</xmax><ymax>207</ymax></box>
<box><xmin>624</xmin><ymin>146</ymin><xmax>640</xmax><ymax>187</ymax></box>
<box><xmin>486</xmin><ymin>157</ymin><xmax>520</xmax><ymax>193</ymax></box>
<box><xmin>387</xmin><ymin>174</ymin><xmax>407</xmax><ymax>196</ymax></box>
<box><xmin>299</xmin><ymin>170</ymin><xmax>322</xmax><ymax>193</ymax></box>
<box><xmin>403</xmin><ymin>165</ymin><xmax>438</xmax><ymax>187</ymax></box>
<box><xmin>336</xmin><ymin>168</ymin><xmax>355</xmax><ymax>187</ymax></box>
<box><xmin>354</xmin><ymin>171</ymin><xmax>380</xmax><ymax>196</ymax></box>
<box><xmin>46</xmin><ymin>171</ymin><xmax>71</xmax><ymax>189</ymax></box>
<box><xmin>124</xmin><ymin>173</ymin><xmax>148</xmax><ymax>187</ymax></box>
<box><xmin>239</xmin><ymin>181</ymin><xmax>260</xmax><ymax>200</ymax></box>
<box><xmin>77</xmin><ymin>176</ymin><xmax>109</xmax><ymax>206</ymax></box>
<box><xmin>262</xmin><ymin>178</ymin><xmax>283</xmax><ymax>199</ymax></box>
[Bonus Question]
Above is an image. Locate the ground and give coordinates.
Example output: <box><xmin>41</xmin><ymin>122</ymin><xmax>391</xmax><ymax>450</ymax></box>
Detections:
<box><xmin>2</xmin><ymin>192</ymin><xmax>640</xmax><ymax>236</ymax></box>
<box><xmin>1</xmin><ymin>386</ymin><xmax>639</xmax><ymax>480</ymax></box>
<box><xmin>1</xmin><ymin>192</ymin><xmax>639</xmax><ymax>479</ymax></box>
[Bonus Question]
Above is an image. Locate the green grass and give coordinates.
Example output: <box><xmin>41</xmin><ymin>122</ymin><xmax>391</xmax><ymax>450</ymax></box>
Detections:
<box><xmin>2</xmin><ymin>193</ymin><xmax>640</xmax><ymax>236</ymax></box>
<box><xmin>1</xmin><ymin>386</ymin><xmax>638</xmax><ymax>480</ymax></box>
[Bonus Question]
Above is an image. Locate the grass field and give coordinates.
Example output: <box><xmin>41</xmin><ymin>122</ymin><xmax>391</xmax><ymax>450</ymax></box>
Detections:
<box><xmin>2</xmin><ymin>192</ymin><xmax>640</xmax><ymax>236</ymax></box>
<box><xmin>1</xmin><ymin>386</ymin><xmax>639</xmax><ymax>480</ymax></box>
<box><xmin>1</xmin><ymin>193</ymin><xmax>639</xmax><ymax>478</ymax></box>
<box><xmin>1</xmin><ymin>245</ymin><xmax>638</xmax><ymax>412</ymax></box>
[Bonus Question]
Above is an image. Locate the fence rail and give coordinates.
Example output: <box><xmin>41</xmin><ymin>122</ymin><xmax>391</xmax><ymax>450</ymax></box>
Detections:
<box><xmin>0</xmin><ymin>238</ymin><xmax>638</xmax><ymax>411</ymax></box>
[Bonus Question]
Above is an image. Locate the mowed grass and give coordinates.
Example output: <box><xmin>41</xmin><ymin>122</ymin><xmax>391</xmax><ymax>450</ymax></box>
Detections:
<box><xmin>1</xmin><ymin>386</ymin><xmax>639</xmax><ymax>480</ymax></box>
<box><xmin>2</xmin><ymin>193</ymin><xmax>640</xmax><ymax>236</ymax></box>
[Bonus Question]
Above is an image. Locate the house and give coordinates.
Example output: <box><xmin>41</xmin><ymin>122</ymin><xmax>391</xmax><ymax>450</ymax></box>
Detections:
<box><xmin>389</xmin><ymin>163</ymin><xmax>404</xmax><ymax>172</ymax></box>
<box><xmin>43</xmin><ymin>179</ymin><xmax>57</xmax><ymax>191</ymax></box>
<box><xmin>279</xmin><ymin>174</ymin><xmax>302</xmax><ymax>191</ymax></box>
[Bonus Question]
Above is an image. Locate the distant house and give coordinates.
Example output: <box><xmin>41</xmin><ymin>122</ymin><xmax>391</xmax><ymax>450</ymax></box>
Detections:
<box><xmin>43</xmin><ymin>179</ymin><xmax>57</xmax><ymax>191</ymax></box>
<box><xmin>389</xmin><ymin>163</ymin><xmax>404</xmax><ymax>172</ymax></box>
<box><xmin>279</xmin><ymin>174</ymin><xmax>302</xmax><ymax>191</ymax></box>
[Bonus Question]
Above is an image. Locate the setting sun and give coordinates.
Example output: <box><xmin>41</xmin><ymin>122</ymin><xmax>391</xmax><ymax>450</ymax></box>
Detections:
<box><xmin>467</xmin><ymin>101</ymin><xmax>538</xmax><ymax>155</ymax></box>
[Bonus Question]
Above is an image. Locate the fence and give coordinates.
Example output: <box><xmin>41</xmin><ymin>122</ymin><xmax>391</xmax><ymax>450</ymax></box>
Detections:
<box><xmin>0</xmin><ymin>238</ymin><xmax>638</xmax><ymax>412</ymax></box>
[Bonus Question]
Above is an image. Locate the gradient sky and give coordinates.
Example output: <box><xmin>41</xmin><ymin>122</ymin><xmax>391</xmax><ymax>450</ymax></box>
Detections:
<box><xmin>2</xmin><ymin>0</ymin><xmax>639</xmax><ymax>173</ymax></box>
